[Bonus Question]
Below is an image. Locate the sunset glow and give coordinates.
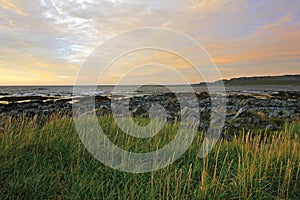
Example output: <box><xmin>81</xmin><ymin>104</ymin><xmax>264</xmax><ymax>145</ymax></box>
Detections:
<box><xmin>1</xmin><ymin>0</ymin><xmax>300</xmax><ymax>85</ymax></box>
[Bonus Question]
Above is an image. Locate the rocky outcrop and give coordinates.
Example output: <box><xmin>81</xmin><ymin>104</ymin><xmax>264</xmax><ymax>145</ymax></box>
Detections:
<box><xmin>0</xmin><ymin>91</ymin><xmax>299</xmax><ymax>132</ymax></box>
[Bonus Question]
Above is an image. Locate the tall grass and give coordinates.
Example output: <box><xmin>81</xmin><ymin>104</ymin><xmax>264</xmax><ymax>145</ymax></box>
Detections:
<box><xmin>0</xmin><ymin>114</ymin><xmax>299</xmax><ymax>199</ymax></box>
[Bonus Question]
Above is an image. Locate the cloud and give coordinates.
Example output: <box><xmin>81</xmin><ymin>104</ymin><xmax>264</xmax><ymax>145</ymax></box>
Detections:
<box><xmin>219</xmin><ymin>67</ymin><xmax>235</xmax><ymax>72</ymax></box>
<box><xmin>57</xmin><ymin>75</ymin><xmax>71</xmax><ymax>79</ymax></box>
<box><xmin>0</xmin><ymin>0</ymin><xmax>27</xmax><ymax>16</ymax></box>
<box><xmin>211</xmin><ymin>13</ymin><xmax>300</xmax><ymax>66</ymax></box>
<box><xmin>0</xmin><ymin>0</ymin><xmax>300</xmax><ymax>84</ymax></box>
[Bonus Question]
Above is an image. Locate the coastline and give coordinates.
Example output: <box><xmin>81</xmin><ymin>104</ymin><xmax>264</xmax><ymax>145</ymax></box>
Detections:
<box><xmin>0</xmin><ymin>88</ymin><xmax>299</xmax><ymax>132</ymax></box>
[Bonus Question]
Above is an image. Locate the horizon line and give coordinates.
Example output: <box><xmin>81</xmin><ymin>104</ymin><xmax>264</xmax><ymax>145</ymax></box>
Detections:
<box><xmin>0</xmin><ymin>73</ymin><xmax>299</xmax><ymax>87</ymax></box>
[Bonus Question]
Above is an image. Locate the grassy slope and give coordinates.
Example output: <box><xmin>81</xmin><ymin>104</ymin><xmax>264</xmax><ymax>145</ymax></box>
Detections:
<box><xmin>0</xmin><ymin>115</ymin><xmax>299</xmax><ymax>199</ymax></box>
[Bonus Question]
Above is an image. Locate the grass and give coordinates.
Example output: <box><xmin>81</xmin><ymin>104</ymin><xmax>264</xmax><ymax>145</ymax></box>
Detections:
<box><xmin>0</xmin><ymin>114</ymin><xmax>299</xmax><ymax>199</ymax></box>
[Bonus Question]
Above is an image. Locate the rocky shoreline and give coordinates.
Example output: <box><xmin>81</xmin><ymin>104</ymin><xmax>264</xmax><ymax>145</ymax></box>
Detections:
<box><xmin>0</xmin><ymin>91</ymin><xmax>299</xmax><ymax>132</ymax></box>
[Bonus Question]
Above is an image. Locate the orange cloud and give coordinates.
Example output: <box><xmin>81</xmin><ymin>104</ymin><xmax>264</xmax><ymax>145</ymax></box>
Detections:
<box><xmin>210</xmin><ymin>19</ymin><xmax>300</xmax><ymax>66</ymax></box>
<box><xmin>1</xmin><ymin>0</ymin><xmax>27</xmax><ymax>16</ymax></box>
<box><xmin>218</xmin><ymin>67</ymin><xmax>235</xmax><ymax>71</ymax></box>
<box><xmin>97</xmin><ymin>49</ymin><xmax>206</xmax><ymax>84</ymax></box>
<box><xmin>0</xmin><ymin>53</ymin><xmax>78</xmax><ymax>85</ymax></box>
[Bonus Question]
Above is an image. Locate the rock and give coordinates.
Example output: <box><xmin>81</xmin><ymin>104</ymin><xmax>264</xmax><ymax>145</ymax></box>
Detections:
<box><xmin>226</xmin><ymin>113</ymin><xmax>235</xmax><ymax>118</ymax></box>
<box><xmin>96</xmin><ymin>105</ymin><xmax>112</xmax><ymax>116</ymax></box>
<box><xmin>0</xmin><ymin>96</ymin><xmax>56</xmax><ymax>102</ymax></box>
<box><xmin>196</xmin><ymin>92</ymin><xmax>210</xmax><ymax>99</ymax></box>
<box><xmin>162</xmin><ymin>92</ymin><xmax>177</xmax><ymax>99</ymax></box>
<box><xmin>164</xmin><ymin>113</ymin><xmax>175</xmax><ymax>123</ymax></box>
<box><xmin>0</xmin><ymin>90</ymin><xmax>299</xmax><ymax>132</ymax></box>
<box><xmin>198</xmin><ymin>121</ymin><xmax>209</xmax><ymax>131</ymax></box>
<box><xmin>273</xmin><ymin>91</ymin><xmax>300</xmax><ymax>99</ymax></box>
<box><xmin>42</xmin><ymin>110</ymin><xmax>50</xmax><ymax>115</ymax></box>
<box><xmin>23</xmin><ymin>109</ymin><xmax>36</xmax><ymax>117</ymax></box>
<box><xmin>232</xmin><ymin>107</ymin><xmax>247</xmax><ymax>119</ymax></box>
<box><xmin>95</xmin><ymin>95</ymin><xmax>110</xmax><ymax>102</ymax></box>
<box><xmin>232</xmin><ymin>123</ymin><xmax>241</xmax><ymax>128</ymax></box>
<box><xmin>266</xmin><ymin>124</ymin><xmax>279</xmax><ymax>131</ymax></box>
<box><xmin>132</xmin><ymin>105</ymin><xmax>148</xmax><ymax>117</ymax></box>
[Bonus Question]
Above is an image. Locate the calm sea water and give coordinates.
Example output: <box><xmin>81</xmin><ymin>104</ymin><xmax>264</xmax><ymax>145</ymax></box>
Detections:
<box><xmin>0</xmin><ymin>85</ymin><xmax>299</xmax><ymax>98</ymax></box>
<box><xmin>0</xmin><ymin>85</ymin><xmax>205</xmax><ymax>98</ymax></box>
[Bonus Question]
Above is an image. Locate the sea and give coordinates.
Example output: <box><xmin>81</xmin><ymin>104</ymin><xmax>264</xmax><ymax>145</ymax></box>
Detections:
<box><xmin>0</xmin><ymin>85</ymin><xmax>206</xmax><ymax>98</ymax></box>
<box><xmin>0</xmin><ymin>85</ymin><xmax>299</xmax><ymax>101</ymax></box>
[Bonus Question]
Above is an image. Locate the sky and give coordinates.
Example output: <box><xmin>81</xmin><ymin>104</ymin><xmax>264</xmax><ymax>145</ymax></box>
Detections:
<box><xmin>0</xmin><ymin>0</ymin><xmax>300</xmax><ymax>85</ymax></box>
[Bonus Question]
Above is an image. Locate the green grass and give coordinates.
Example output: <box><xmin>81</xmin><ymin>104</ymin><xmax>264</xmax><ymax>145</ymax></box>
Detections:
<box><xmin>0</xmin><ymin>115</ymin><xmax>299</xmax><ymax>199</ymax></box>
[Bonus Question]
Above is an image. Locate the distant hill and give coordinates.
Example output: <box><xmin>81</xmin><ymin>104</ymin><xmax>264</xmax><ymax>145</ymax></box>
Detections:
<box><xmin>197</xmin><ymin>74</ymin><xmax>300</xmax><ymax>86</ymax></box>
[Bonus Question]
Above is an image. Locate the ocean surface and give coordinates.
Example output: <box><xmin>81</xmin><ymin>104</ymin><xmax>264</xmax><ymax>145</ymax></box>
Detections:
<box><xmin>0</xmin><ymin>85</ymin><xmax>299</xmax><ymax>100</ymax></box>
<box><xmin>0</xmin><ymin>85</ymin><xmax>204</xmax><ymax>98</ymax></box>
